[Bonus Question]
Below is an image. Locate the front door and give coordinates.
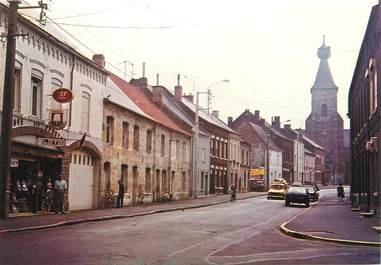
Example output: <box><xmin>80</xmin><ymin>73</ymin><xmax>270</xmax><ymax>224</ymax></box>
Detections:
<box><xmin>132</xmin><ymin>166</ymin><xmax>138</xmax><ymax>205</ymax></box>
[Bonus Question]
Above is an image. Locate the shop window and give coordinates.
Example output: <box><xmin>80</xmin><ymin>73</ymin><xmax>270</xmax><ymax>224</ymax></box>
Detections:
<box><xmin>122</xmin><ymin>122</ymin><xmax>129</xmax><ymax>148</ymax></box>
<box><xmin>145</xmin><ymin>168</ymin><xmax>151</xmax><ymax>192</ymax></box>
<box><xmin>81</xmin><ymin>92</ymin><xmax>91</xmax><ymax>133</ymax></box>
<box><xmin>31</xmin><ymin>75</ymin><xmax>43</xmax><ymax>118</ymax></box>
<box><xmin>146</xmin><ymin>130</ymin><xmax>152</xmax><ymax>153</ymax></box>
<box><xmin>51</xmin><ymin>78</ymin><xmax>63</xmax><ymax>110</ymax></box>
<box><xmin>13</xmin><ymin>67</ymin><xmax>21</xmax><ymax>112</ymax></box>
<box><xmin>133</xmin><ymin>125</ymin><xmax>140</xmax><ymax>151</ymax></box>
<box><xmin>106</xmin><ymin>116</ymin><xmax>114</xmax><ymax>144</ymax></box>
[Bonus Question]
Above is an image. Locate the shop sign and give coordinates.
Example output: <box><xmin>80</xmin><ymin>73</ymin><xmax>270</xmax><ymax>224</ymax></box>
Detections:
<box><xmin>10</xmin><ymin>158</ymin><xmax>18</xmax><ymax>168</ymax></box>
<box><xmin>52</xmin><ymin>88</ymin><xmax>74</xmax><ymax>103</ymax></box>
<box><xmin>40</xmin><ymin>137</ymin><xmax>66</xmax><ymax>146</ymax></box>
<box><xmin>250</xmin><ymin>167</ymin><xmax>264</xmax><ymax>176</ymax></box>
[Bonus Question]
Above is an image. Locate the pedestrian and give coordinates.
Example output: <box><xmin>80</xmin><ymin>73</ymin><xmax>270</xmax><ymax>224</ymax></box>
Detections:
<box><xmin>231</xmin><ymin>185</ymin><xmax>237</xmax><ymax>203</ymax></box>
<box><xmin>117</xmin><ymin>180</ymin><xmax>125</xmax><ymax>208</ymax></box>
<box><xmin>314</xmin><ymin>184</ymin><xmax>320</xmax><ymax>192</ymax></box>
<box><xmin>44</xmin><ymin>178</ymin><xmax>53</xmax><ymax>213</ymax></box>
<box><xmin>337</xmin><ymin>183</ymin><xmax>345</xmax><ymax>202</ymax></box>
<box><xmin>54</xmin><ymin>176</ymin><xmax>67</xmax><ymax>214</ymax></box>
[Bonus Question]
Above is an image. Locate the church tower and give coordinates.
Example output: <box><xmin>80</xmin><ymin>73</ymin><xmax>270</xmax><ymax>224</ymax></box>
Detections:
<box><xmin>305</xmin><ymin>37</ymin><xmax>344</xmax><ymax>184</ymax></box>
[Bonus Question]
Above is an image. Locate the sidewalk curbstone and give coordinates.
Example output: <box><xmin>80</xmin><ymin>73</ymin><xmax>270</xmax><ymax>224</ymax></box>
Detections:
<box><xmin>279</xmin><ymin>201</ymin><xmax>381</xmax><ymax>247</ymax></box>
<box><xmin>0</xmin><ymin>193</ymin><xmax>266</xmax><ymax>234</ymax></box>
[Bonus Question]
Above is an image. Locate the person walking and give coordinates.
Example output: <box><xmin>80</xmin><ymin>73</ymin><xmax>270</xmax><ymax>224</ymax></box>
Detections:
<box><xmin>230</xmin><ymin>185</ymin><xmax>237</xmax><ymax>203</ymax></box>
<box><xmin>54</xmin><ymin>176</ymin><xmax>67</xmax><ymax>214</ymax></box>
<box><xmin>117</xmin><ymin>180</ymin><xmax>125</xmax><ymax>208</ymax></box>
<box><xmin>337</xmin><ymin>183</ymin><xmax>345</xmax><ymax>202</ymax></box>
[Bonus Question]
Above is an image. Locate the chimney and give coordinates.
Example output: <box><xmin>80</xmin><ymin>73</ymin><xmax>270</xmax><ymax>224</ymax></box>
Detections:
<box><xmin>130</xmin><ymin>77</ymin><xmax>148</xmax><ymax>90</ymax></box>
<box><xmin>228</xmin><ymin>117</ymin><xmax>233</xmax><ymax>127</ymax></box>
<box><xmin>183</xmin><ymin>94</ymin><xmax>194</xmax><ymax>103</ymax></box>
<box><xmin>92</xmin><ymin>54</ymin><xmax>105</xmax><ymax>69</ymax></box>
<box><xmin>272</xmin><ymin>116</ymin><xmax>280</xmax><ymax>128</ymax></box>
<box><xmin>284</xmin><ymin>124</ymin><xmax>291</xmax><ymax>130</ymax></box>
<box><xmin>254</xmin><ymin>110</ymin><xmax>260</xmax><ymax>120</ymax></box>
<box><xmin>259</xmin><ymin>118</ymin><xmax>265</xmax><ymax>126</ymax></box>
<box><xmin>212</xmin><ymin>110</ymin><xmax>219</xmax><ymax>119</ymax></box>
<box><xmin>152</xmin><ymin>86</ymin><xmax>163</xmax><ymax>105</ymax></box>
<box><xmin>174</xmin><ymin>74</ymin><xmax>182</xmax><ymax>101</ymax></box>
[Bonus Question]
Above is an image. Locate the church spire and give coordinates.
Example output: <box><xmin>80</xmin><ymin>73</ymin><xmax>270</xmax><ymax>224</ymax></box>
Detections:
<box><xmin>312</xmin><ymin>36</ymin><xmax>337</xmax><ymax>91</ymax></box>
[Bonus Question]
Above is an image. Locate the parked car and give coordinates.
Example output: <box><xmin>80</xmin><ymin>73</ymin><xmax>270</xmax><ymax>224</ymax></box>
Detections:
<box><xmin>267</xmin><ymin>183</ymin><xmax>287</xmax><ymax>199</ymax></box>
<box><xmin>307</xmin><ymin>186</ymin><xmax>319</xmax><ymax>202</ymax></box>
<box><xmin>285</xmin><ymin>186</ymin><xmax>310</xmax><ymax>207</ymax></box>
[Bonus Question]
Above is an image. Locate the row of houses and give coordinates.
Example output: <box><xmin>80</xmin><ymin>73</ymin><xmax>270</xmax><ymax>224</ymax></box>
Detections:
<box><xmin>0</xmin><ymin>3</ymin><xmax>326</xmax><ymax>215</ymax></box>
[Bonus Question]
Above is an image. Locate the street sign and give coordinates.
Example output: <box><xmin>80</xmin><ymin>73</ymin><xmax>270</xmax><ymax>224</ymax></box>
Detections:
<box><xmin>40</xmin><ymin>137</ymin><xmax>66</xmax><ymax>146</ymax></box>
<box><xmin>49</xmin><ymin>109</ymin><xmax>67</xmax><ymax>130</ymax></box>
<box><xmin>52</xmin><ymin>88</ymin><xmax>74</xmax><ymax>103</ymax></box>
<box><xmin>10</xmin><ymin>158</ymin><xmax>18</xmax><ymax>167</ymax></box>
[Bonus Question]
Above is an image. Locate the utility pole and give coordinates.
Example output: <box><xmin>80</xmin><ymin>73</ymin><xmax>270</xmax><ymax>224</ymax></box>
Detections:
<box><xmin>0</xmin><ymin>0</ymin><xmax>47</xmax><ymax>219</ymax></box>
<box><xmin>265</xmin><ymin>129</ymin><xmax>270</xmax><ymax>190</ymax></box>
<box><xmin>0</xmin><ymin>0</ymin><xmax>20</xmax><ymax>219</ymax></box>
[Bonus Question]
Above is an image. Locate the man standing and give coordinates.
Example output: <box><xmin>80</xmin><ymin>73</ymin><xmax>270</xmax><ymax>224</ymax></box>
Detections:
<box><xmin>117</xmin><ymin>180</ymin><xmax>125</xmax><ymax>208</ymax></box>
<box><xmin>54</xmin><ymin>175</ymin><xmax>67</xmax><ymax>214</ymax></box>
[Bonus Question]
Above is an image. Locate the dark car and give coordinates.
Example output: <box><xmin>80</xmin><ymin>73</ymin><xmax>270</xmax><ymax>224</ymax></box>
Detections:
<box><xmin>285</xmin><ymin>186</ymin><xmax>310</xmax><ymax>207</ymax></box>
<box><xmin>307</xmin><ymin>186</ymin><xmax>319</xmax><ymax>202</ymax></box>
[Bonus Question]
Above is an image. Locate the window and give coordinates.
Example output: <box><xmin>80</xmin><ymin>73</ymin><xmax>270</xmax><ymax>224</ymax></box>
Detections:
<box><xmin>81</xmin><ymin>92</ymin><xmax>90</xmax><ymax>133</ymax></box>
<box><xmin>182</xmin><ymin>172</ymin><xmax>186</xmax><ymax>191</ymax></box>
<box><xmin>182</xmin><ymin>142</ymin><xmax>186</xmax><ymax>161</ymax></box>
<box><xmin>51</xmin><ymin>78</ymin><xmax>63</xmax><ymax>110</ymax></box>
<box><xmin>31</xmin><ymin>75</ymin><xmax>42</xmax><ymax>118</ymax></box>
<box><xmin>201</xmin><ymin>148</ymin><xmax>206</xmax><ymax>162</ymax></box>
<box><xmin>161</xmin><ymin>134</ymin><xmax>165</xmax><ymax>156</ymax></box>
<box><xmin>146</xmin><ymin>130</ymin><xmax>152</xmax><ymax>153</ymax></box>
<box><xmin>321</xmin><ymin>104</ymin><xmax>328</xmax><ymax>116</ymax></box>
<box><xmin>133</xmin><ymin>125</ymin><xmax>140</xmax><ymax>151</ymax></box>
<box><xmin>170</xmin><ymin>140</ymin><xmax>176</xmax><ymax>159</ymax></box>
<box><xmin>162</xmin><ymin>170</ymin><xmax>168</xmax><ymax>191</ymax></box>
<box><xmin>200</xmin><ymin>172</ymin><xmax>204</xmax><ymax>190</ymax></box>
<box><xmin>106</xmin><ymin>116</ymin><xmax>114</xmax><ymax>144</ymax></box>
<box><xmin>145</xmin><ymin>168</ymin><xmax>151</xmax><ymax>192</ymax></box>
<box><xmin>13</xmin><ymin>67</ymin><xmax>21</xmax><ymax>112</ymax></box>
<box><xmin>104</xmin><ymin>162</ymin><xmax>110</xmax><ymax>191</ymax></box>
<box><xmin>122</xmin><ymin>122</ymin><xmax>129</xmax><ymax>148</ymax></box>
<box><xmin>121</xmin><ymin>164</ymin><xmax>128</xmax><ymax>191</ymax></box>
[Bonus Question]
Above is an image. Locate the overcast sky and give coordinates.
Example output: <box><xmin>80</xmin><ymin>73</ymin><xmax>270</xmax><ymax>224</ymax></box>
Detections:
<box><xmin>18</xmin><ymin>0</ymin><xmax>379</xmax><ymax>128</ymax></box>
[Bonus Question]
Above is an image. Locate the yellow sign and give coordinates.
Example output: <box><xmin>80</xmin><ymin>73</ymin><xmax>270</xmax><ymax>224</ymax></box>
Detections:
<box><xmin>250</xmin><ymin>168</ymin><xmax>264</xmax><ymax>176</ymax></box>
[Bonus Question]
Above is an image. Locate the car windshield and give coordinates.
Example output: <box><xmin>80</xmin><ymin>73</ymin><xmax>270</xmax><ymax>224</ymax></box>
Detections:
<box><xmin>271</xmin><ymin>185</ymin><xmax>284</xmax><ymax>190</ymax></box>
<box><xmin>288</xmin><ymin>187</ymin><xmax>307</xmax><ymax>193</ymax></box>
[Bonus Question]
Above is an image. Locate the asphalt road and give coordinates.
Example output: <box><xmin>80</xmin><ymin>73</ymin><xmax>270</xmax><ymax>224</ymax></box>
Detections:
<box><xmin>0</xmin><ymin>189</ymin><xmax>379</xmax><ymax>265</ymax></box>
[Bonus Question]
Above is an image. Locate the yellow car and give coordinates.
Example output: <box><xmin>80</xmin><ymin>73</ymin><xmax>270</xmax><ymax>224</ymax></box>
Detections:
<box><xmin>267</xmin><ymin>183</ymin><xmax>287</xmax><ymax>199</ymax></box>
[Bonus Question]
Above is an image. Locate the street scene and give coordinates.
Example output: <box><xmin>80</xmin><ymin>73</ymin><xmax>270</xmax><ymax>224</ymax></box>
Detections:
<box><xmin>0</xmin><ymin>0</ymin><xmax>380</xmax><ymax>264</ymax></box>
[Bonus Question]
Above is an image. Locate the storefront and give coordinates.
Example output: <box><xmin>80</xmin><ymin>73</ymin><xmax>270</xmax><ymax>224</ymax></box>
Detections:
<box><xmin>10</xmin><ymin>142</ymin><xmax>64</xmax><ymax>214</ymax></box>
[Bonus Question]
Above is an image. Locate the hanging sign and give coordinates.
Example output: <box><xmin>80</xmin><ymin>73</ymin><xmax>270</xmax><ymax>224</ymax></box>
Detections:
<box><xmin>49</xmin><ymin>109</ymin><xmax>67</xmax><ymax>130</ymax></box>
<box><xmin>52</xmin><ymin>88</ymin><xmax>74</xmax><ymax>103</ymax></box>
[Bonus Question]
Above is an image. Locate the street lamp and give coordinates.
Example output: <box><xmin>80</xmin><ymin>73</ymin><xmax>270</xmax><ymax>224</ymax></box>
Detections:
<box><xmin>193</xmin><ymin>79</ymin><xmax>229</xmax><ymax>199</ymax></box>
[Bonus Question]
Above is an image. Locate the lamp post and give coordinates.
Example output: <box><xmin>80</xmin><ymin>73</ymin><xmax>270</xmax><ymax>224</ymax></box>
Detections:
<box><xmin>193</xmin><ymin>79</ymin><xmax>229</xmax><ymax>199</ymax></box>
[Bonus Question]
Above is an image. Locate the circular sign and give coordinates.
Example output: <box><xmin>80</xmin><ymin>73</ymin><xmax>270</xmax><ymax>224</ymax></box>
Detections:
<box><xmin>52</xmin><ymin>88</ymin><xmax>74</xmax><ymax>103</ymax></box>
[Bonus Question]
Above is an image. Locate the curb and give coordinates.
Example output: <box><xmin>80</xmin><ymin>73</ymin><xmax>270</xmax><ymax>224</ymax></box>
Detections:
<box><xmin>0</xmin><ymin>193</ymin><xmax>265</xmax><ymax>234</ymax></box>
<box><xmin>279</xmin><ymin>203</ymin><xmax>381</xmax><ymax>247</ymax></box>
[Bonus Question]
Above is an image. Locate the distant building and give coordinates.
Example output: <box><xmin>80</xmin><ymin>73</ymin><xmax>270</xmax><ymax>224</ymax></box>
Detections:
<box><xmin>348</xmin><ymin>1</ymin><xmax>380</xmax><ymax>215</ymax></box>
<box><xmin>305</xmin><ymin>38</ymin><xmax>345</xmax><ymax>184</ymax></box>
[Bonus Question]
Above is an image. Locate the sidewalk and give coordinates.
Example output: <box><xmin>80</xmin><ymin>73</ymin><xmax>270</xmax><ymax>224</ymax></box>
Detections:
<box><xmin>281</xmin><ymin>195</ymin><xmax>381</xmax><ymax>246</ymax></box>
<box><xmin>0</xmin><ymin>192</ymin><xmax>266</xmax><ymax>233</ymax></box>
